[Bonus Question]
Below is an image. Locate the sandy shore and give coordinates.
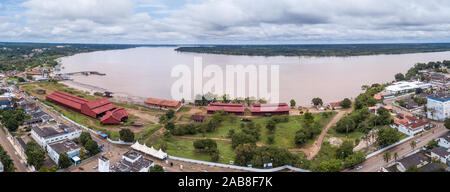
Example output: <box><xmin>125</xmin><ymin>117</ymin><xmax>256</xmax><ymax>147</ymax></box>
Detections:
<box><xmin>60</xmin><ymin>80</ymin><xmax>147</xmax><ymax>105</ymax></box>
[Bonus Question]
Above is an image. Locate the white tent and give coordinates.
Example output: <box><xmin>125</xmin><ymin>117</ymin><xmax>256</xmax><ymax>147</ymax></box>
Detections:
<box><xmin>131</xmin><ymin>142</ymin><xmax>167</xmax><ymax>160</ymax></box>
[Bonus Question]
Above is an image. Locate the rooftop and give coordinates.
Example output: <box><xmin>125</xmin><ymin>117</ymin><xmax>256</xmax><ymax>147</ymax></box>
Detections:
<box><xmin>48</xmin><ymin>139</ymin><xmax>80</xmax><ymax>154</ymax></box>
<box><xmin>398</xmin><ymin>151</ymin><xmax>429</xmax><ymax>170</ymax></box>
<box><xmin>420</xmin><ymin>162</ymin><xmax>444</xmax><ymax>172</ymax></box>
<box><xmin>110</xmin><ymin>151</ymin><xmax>153</xmax><ymax>172</ymax></box>
<box><xmin>430</xmin><ymin>147</ymin><xmax>450</xmax><ymax>157</ymax></box>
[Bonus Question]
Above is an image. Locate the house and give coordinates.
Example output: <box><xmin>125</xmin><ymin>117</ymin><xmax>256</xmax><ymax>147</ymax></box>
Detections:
<box><xmin>430</xmin><ymin>147</ymin><xmax>450</xmax><ymax>164</ymax></box>
<box><xmin>368</xmin><ymin>105</ymin><xmax>393</xmax><ymax>114</ymax></box>
<box><xmin>316</xmin><ymin>104</ymin><xmax>325</xmax><ymax>111</ymax></box>
<box><xmin>47</xmin><ymin>139</ymin><xmax>81</xmax><ymax>165</ymax></box>
<box><xmin>426</xmin><ymin>91</ymin><xmax>450</xmax><ymax>121</ymax></box>
<box><xmin>373</xmin><ymin>94</ymin><xmax>384</xmax><ymax>101</ymax></box>
<box><xmin>327</xmin><ymin>102</ymin><xmax>342</xmax><ymax>110</ymax></box>
<box><xmin>110</xmin><ymin>150</ymin><xmax>154</xmax><ymax>172</ymax></box>
<box><xmin>190</xmin><ymin>114</ymin><xmax>206</xmax><ymax>123</ymax></box>
<box><xmin>145</xmin><ymin>97</ymin><xmax>182</xmax><ymax>111</ymax></box>
<box><xmin>0</xmin><ymin>161</ymin><xmax>3</xmax><ymax>172</ymax></box>
<box><xmin>401</xmin><ymin>98</ymin><xmax>419</xmax><ymax>109</ymax></box>
<box><xmin>396</xmin><ymin>151</ymin><xmax>429</xmax><ymax>172</ymax></box>
<box><xmin>250</xmin><ymin>103</ymin><xmax>290</xmax><ymax>116</ymax></box>
<box><xmin>46</xmin><ymin>91</ymin><xmax>128</xmax><ymax>125</ymax></box>
<box><xmin>437</xmin><ymin>132</ymin><xmax>450</xmax><ymax>149</ymax></box>
<box><xmin>391</xmin><ymin>115</ymin><xmax>429</xmax><ymax>136</ymax></box>
<box><xmin>0</xmin><ymin>96</ymin><xmax>12</xmax><ymax>110</ymax></box>
<box><xmin>419</xmin><ymin>162</ymin><xmax>445</xmax><ymax>172</ymax></box>
<box><xmin>31</xmin><ymin>124</ymin><xmax>82</xmax><ymax>148</ymax></box>
<box><xmin>206</xmin><ymin>103</ymin><xmax>245</xmax><ymax>115</ymax></box>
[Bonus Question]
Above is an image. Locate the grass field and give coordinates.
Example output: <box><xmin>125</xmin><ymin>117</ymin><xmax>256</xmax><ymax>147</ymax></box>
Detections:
<box><xmin>148</xmin><ymin>137</ymin><xmax>236</xmax><ymax>164</ymax></box>
<box><xmin>190</xmin><ymin>112</ymin><xmax>337</xmax><ymax>149</ymax></box>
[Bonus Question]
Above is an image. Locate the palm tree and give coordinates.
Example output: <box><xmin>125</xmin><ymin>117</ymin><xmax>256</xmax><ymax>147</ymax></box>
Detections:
<box><xmin>410</xmin><ymin>140</ymin><xmax>417</xmax><ymax>150</ymax></box>
<box><xmin>383</xmin><ymin>152</ymin><xmax>391</xmax><ymax>163</ymax></box>
<box><xmin>394</xmin><ymin>152</ymin><xmax>398</xmax><ymax>161</ymax></box>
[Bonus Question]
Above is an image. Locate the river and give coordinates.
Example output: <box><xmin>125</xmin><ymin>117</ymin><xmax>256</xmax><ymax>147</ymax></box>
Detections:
<box><xmin>60</xmin><ymin>47</ymin><xmax>450</xmax><ymax>106</ymax></box>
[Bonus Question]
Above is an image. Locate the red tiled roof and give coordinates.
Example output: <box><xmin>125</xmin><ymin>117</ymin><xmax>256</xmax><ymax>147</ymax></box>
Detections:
<box><xmin>206</xmin><ymin>103</ymin><xmax>245</xmax><ymax>113</ymax></box>
<box><xmin>328</xmin><ymin>102</ymin><xmax>341</xmax><ymax>108</ymax></box>
<box><xmin>145</xmin><ymin>97</ymin><xmax>181</xmax><ymax>108</ymax></box>
<box><xmin>250</xmin><ymin>103</ymin><xmax>290</xmax><ymax>112</ymax></box>
<box><xmin>100</xmin><ymin>108</ymin><xmax>128</xmax><ymax>124</ymax></box>
<box><xmin>46</xmin><ymin>91</ymin><xmax>89</xmax><ymax>110</ymax></box>
<box><xmin>85</xmin><ymin>98</ymin><xmax>116</xmax><ymax>114</ymax></box>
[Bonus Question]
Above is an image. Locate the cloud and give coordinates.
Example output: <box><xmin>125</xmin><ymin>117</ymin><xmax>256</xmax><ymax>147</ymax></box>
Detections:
<box><xmin>1</xmin><ymin>0</ymin><xmax>450</xmax><ymax>43</ymax></box>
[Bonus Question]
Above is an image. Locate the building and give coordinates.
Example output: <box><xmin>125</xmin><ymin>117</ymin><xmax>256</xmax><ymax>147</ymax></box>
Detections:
<box><xmin>46</xmin><ymin>91</ymin><xmax>128</xmax><ymax>125</ymax></box>
<box><xmin>250</xmin><ymin>103</ymin><xmax>290</xmax><ymax>116</ymax></box>
<box><xmin>373</xmin><ymin>94</ymin><xmax>384</xmax><ymax>101</ymax></box>
<box><xmin>385</xmin><ymin>81</ymin><xmax>434</xmax><ymax>95</ymax></box>
<box><xmin>327</xmin><ymin>102</ymin><xmax>342</xmax><ymax>110</ymax></box>
<box><xmin>31</xmin><ymin>124</ymin><xmax>82</xmax><ymax>148</ymax></box>
<box><xmin>419</xmin><ymin>162</ymin><xmax>445</xmax><ymax>172</ymax></box>
<box><xmin>368</xmin><ymin>104</ymin><xmax>393</xmax><ymax>114</ymax></box>
<box><xmin>396</xmin><ymin>151</ymin><xmax>429</xmax><ymax>172</ymax></box>
<box><xmin>437</xmin><ymin>132</ymin><xmax>450</xmax><ymax>149</ymax></box>
<box><xmin>47</xmin><ymin>139</ymin><xmax>81</xmax><ymax>165</ymax></box>
<box><xmin>391</xmin><ymin>115</ymin><xmax>429</xmax><ymax>136</ymax></box>
<box><xmin>430</xmin><ymin>147</ymin><xmax>450</xmax><ymax>164</ymax></box>
<box><xmin>206</xmin><ymin>103</ymin><xmax>245</xmax><ymax>115</ymax></box>
<box><xmin>145</xmin><ymin>97</ymin><xmax>182</xmax><ymax>111</ymax></box>
<box><xmin>0</xmin><ymin>96</ymin><xmax>12</xmax><ymax>110</ymax></box>
<box><xmin>190</xmin><ymin>114</ymin><xmax>206</xmax><ymax>123</ymax></box>
<box><xmin>110</xmin><ymin>150</ymin><xmax>154</xmax><ymax>172</ymax></box>
<box><xmin>426</xmin><ymin>91</ymin><xmax>450</xmax><ymax>121</ymax></box>
<box><xmin>98</xmin><ymin>156</ymin><xmax>110</xmax><ymax>172</ymax></box>
<box><xmin>0</xmin><ymin>160</ymin><xmax>3</xmax><ymax>172</ymax></box>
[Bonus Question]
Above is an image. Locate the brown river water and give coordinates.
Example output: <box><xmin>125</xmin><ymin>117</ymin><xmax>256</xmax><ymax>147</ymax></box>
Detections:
<box><xmin>60</xmin><ymin>47</ymin><xmax>450</xmax><ymax>106</ymax></box>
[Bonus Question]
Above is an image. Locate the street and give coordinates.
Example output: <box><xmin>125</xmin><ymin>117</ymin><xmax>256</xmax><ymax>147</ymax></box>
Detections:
<box><xmin>0</xmin><ymin>128</ymin><xmax>29</xmax><ymax>172</ymax></box>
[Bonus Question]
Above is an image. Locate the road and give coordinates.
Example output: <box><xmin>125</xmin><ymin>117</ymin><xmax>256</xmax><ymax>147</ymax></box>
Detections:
<box><xmin>349</xmin><ymin>121</ymin><xmax>448</xmax><ymax>172</ymax></box>
<box><xmin>0</xmin><ymin>128</ymin><xmax>29</xmax><ymax>172</ymax></box>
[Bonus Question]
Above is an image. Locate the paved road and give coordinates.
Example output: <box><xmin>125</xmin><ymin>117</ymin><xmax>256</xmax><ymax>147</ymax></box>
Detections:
<box><xmin>349</xmin><ymin>122</ymin><xmax>447</xmax><ymax>172</ymax></box>
<box><xmin>0</xmin><ymin>128</ymin><xmax>29</xmax><ymax>172</ymax></box>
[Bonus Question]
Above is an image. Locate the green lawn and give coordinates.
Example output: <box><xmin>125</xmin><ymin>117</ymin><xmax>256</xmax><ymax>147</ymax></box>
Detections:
<box><xmin>189</xmin><ymin>112</ymin><xmax>337</xmax><ymax>149</ymax></box>
<box><xmin>147</xmin><ymin>137</ymin><xmax>235</xmax><ymax>164</ymax></box>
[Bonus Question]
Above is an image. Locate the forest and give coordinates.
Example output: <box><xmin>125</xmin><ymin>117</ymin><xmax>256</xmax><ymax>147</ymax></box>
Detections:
<box><xmin>175</xmin><ymin>43</ymin><xmax>450</xmax><ymax>57</ymax></box>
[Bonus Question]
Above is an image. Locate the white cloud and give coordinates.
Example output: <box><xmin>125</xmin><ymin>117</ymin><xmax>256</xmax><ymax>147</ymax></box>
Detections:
<box><xmin>2</xmin><ymin>0</ymin><xmax>450</xmax><ymax>43</ymax></box>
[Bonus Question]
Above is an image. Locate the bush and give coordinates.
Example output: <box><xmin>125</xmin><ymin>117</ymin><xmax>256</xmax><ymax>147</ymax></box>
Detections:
<box><xmin>150</xmin><ymin>165</ymin><xmax>164</xmax><ymax>172</ymax></box>
<box><xmin>193</xmin><ymin>139</ymin><xmax>217</xmax><ymax>153</ymax></box>
<box><xmin>119</xmin><ymin>128</ymin><xmax>135</xmax><ymax>142</ymax></box>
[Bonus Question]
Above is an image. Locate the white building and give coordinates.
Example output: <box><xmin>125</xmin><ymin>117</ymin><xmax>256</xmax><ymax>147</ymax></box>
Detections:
<box><xmin>437</xmin><ymin>132</ymin><xmax>450</xmax><ymax>149</ymax></box>
<box><xmin>0</xmin><ymin>161</ymin><xmax>3</xmax><ymax>172</ymax></box>
<box><xmin>385</xmin><ymin>81</ymin><xmax>434</xmax><ymax>95</ymax></box>
<box><xmin>31</xmin><ymin>124</ymin><xmax>82</xmax><ymax>149</ymax></box>
<box><xmin>110</xmin><ymin>150</ymin><xmax>154</xmax><ymax>172</ymax></box>
<box><xmin>426</xmin><ymin>92</ymin><xmax>450</xmax><ymax>121</ymax></box>
<box><xmin>391</xmin><ymin>115</ymin><xmax>429</xmax><ymax>136</ymax></box>
<box><xmin>47</xmin><ymin>139</ymin><xmax>81</xmax><ymax>165</ymax></box>
<box><xmin>430</xmin><ymin>147</ymin><xmax>450</xmax><ymax>164</ymax></box>
<box><xmin>98</xmin><ymin>156</ymin><xmax>110</xmax><ymax>172</ymax></box>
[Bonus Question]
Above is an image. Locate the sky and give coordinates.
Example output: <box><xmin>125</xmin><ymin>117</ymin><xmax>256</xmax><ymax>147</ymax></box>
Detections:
<box><xmin>1</xmin><ymin>0</ymin><xmax>450</xmax><ymax>44</ymax></box>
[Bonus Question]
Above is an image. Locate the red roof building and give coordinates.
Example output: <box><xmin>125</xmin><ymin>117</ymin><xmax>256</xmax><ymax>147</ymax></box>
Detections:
<box><xmin>206</xmin><ymin>103</ymin><xmax>245</xmax><ymax>115</ymax></box>
<box><xmin>250</xmin><ymin>103</ymin><xmax>290</xmax><ymax>116</ymax></box>
<box><xmin>100</xmin><ymin>108</ymin><xmax>128</xmax><ymax>125</ymax></box>
<box><xmin>327</xmin><ymin>102</ymin><xmax>342</xmax><ymax>109</ymax></box>
<box><xmin>46</xmin><ymin>91</ymin><xmax>127</xmax><ymax>125</ymax></box>
<box><xmin>145</xmin><ymin>97</ymin><xmax>181</xmax><ymax>111</ymax></box>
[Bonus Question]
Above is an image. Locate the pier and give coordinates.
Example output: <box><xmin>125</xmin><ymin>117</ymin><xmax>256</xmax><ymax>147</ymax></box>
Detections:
<box><xmin>65</xmin><ymin>71</ymin><xmax>106</xmax><ymax>76</ymax></box>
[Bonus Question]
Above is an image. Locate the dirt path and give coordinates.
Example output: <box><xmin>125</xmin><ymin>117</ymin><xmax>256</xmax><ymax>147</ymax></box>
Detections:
<box><xmin>127</xmin><ymin>109</ymin><xmax>159</xmax><ymax>124</ymax></box>
<box><xmin>289</xmin><ymin>110</ymin><xmax>347</xmax><ymax>160</ymax></box>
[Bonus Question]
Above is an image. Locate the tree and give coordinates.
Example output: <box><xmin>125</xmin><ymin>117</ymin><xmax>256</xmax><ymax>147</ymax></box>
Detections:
<box><xmin>234</xmin><ymin>144</ymin><xmax>257</xmax><ymax>166</ymax></box>
<box><xmin>445</xmin><ymin>118</ymin><xmax>450</xmax><ymax>130</ymax></box>
<box><xmin>410</xmin><ymin>140</ymin><xmax>417</xmax><ymax>150</ymax></box>
<box><xmin>394</xmin><ymin>152</ymin><xmax>399</xmax><ymax>161</ymax></box>
<box><xmin>336</xmin><ymin>141</ymin><xmax>354</xmax><ymax>159</ymax></box>
<box><xmin>25</xmin><ymin>142</ymin><xmax>46</xmax><ymax>170</ymax></box>
<box><xmin>340</xmin><ymin>98</ymin><xmax>352</xmax><ymax>109</ymax></box>
<box><xmin>58</xmin><ymin>152</ymin><xmax>72</xmax><ymax>169</ymax></box>
<box><xmin>290</xmin><ymin>99</ymin><xmax>296</xmax><ymax>108</ymax></box>
<box><xmin>266</xmin><ymin>120</ymin><xmax>277</xmax><ymax>133</ymax></box>
<box><xmin>165</xmin><ymin>109</ymin><xmax>175</xmax><ymax>119</ymax></box>
<box><xmin>313</xmin><ymin>159</ymin><xmax>343</xmax><ymax>172</ymax></box>
<box><xmin>405</xmin><ymin>165</ymin><xmax>422</xmax><ymax>172</ymax></box>
<box><xmin>426</xmin><ymin>140</ymin><xmax>438</xmax><ymax>150</ymax></box>
<box><xmin>181</xmin><ymin>98</ymin><xmax>185</xmax><ymax>104</ymax></box>
<box><xmin>311</xmin><ymin>98</ymin><xmax>323</xmax><ymax>106</ymax></box>
<box><xmin>377</xmin><ymin>126</ymin><xmax>400</xmax><ymax>147</ymax></box>
<box><xmin>343</xmin><ymin>152</ymin><xmax>366</xmax><ymax>168</ymax></box>
<box><xmin>395</xmin><ymin>73</ymin><xmax>405</xmax><ymax>81</ymax></box>
<box><xmin>85</xmin><ymin>140</ymin><xmax>100</xmax><ymax>155</ymax></box>
<box><xmin>150</xmin><ymin>165</ymin><xmax>164</xmax><ymax>172</ymax></box>
<box><xmin>335</xmin><ymin>116</ymin><xmax>356</xmax><ymax>134</ymax></box>
<box><xmin>375</xmin><ymin>107</ymin><xmax>393</xmax><ymax>126</ymax></box>
<box><xmin>193</xmin><ymin>139</ymin><xmax>217</xmax><ymax>153</ymax></box>
<box><xmin>383</xmin><ymin>152</ymin><xmax>391</xmax><ymax>163</ymax></box>
<box><xmin>79</xmin><ymin>132</ymin><xmax>92</xmax><ymax>146</ymax></box>
<box><xmin>119</xmin><ymin>128</ymin><xmax>135</xmax><ymax>142</ymax></box>
<box><xmin>231</xmin><ymin>132</ymin><xmax>257</xmax><ymax>149</ymax></box>
<box><xmin>165</xmin><ymin>122</ymin><xmax>175</xmax><ymax>131</ymax></box>
<box><xmin>267</xmin><ymin>135</ymin><xmax>275</xmax><ymax>144</ymax></box>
